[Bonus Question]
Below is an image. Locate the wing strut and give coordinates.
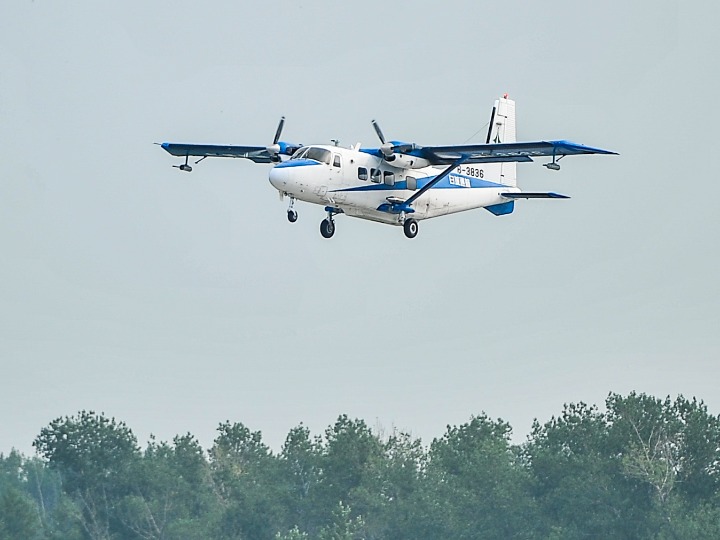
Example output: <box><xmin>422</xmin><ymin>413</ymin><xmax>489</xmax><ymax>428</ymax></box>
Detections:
<box><xmin>405</xmin><ymin>160</ymin><xmax>465</xmax><ymax>206</ymax></box>
<box><xmin>376</xmin><ymin>160</ymin><xmax>465</xmax><ymax>215</ymax></box>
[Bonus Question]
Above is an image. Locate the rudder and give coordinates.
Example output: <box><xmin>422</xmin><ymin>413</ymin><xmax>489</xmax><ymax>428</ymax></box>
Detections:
<box><xmin>486</xmin><ymin>95</ymin><xmax>517</xmax><ymax>186</ymax></box>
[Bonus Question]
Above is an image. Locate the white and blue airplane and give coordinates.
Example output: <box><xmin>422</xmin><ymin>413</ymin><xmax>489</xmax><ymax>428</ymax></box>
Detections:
<box><xmin>160</xmin><ymin>95</ymin><xmax>616</xmax><ymax>239</ymax></box>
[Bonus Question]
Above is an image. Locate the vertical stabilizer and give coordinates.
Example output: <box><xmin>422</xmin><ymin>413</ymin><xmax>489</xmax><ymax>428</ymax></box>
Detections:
<box><xmin>486</xmin><ymin>95</ymin><xmax>517</xmax><ymax>186</ymax></box>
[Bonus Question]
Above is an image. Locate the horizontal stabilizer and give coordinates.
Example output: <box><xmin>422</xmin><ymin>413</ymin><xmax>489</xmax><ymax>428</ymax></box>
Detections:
<box><xmin>501</xmin><ymin>192</ymin><xmax>570</xmax><ymax>199</ymax></box>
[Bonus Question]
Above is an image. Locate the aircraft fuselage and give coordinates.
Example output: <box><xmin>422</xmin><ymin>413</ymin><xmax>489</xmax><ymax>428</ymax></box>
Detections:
<box><xmin>268</xmin><ymin>144</ymin><xmax>519</xmax><ymax>226</ymax></box>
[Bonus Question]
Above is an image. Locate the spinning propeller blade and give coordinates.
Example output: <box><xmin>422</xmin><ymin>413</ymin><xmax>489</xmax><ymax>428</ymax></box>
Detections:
<box><xmin>273</xmin><ymin>116</ymin><xmax>286</xmax><ymax>145</ymax></box>
<box><xmin>371</xmin><ymin>119</ymin><xmax>386</xmax><ymax>144</ymax></box>
<box><xmin>267</xmin><ymin>116</ymin><xmax>288</xmax><ymax>161</ymax></box>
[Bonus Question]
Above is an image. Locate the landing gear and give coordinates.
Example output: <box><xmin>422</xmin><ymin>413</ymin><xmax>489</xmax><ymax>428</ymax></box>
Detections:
<box><xmin>320</xmin><ymin>207</ymin><xmax>341</xmax><ymax>238</ymax></box>
<box><xmin>403</xmin><ymin>218</ymin><xmax>419</xmax><ymax>239</ymax></box>
<box><xmin>286</xmin><ymin>197</ymin><xmax>298</xmax><ymax>222</ymax></box>
<box><xmin>319</xmin><ymin>207</ymin><xmax>343</xmax><ymax>239</ymax></box>
<box><xmin>320</xmin><ymin>218</ymin><xmax>335</xmax><ymax>238</ymax></box>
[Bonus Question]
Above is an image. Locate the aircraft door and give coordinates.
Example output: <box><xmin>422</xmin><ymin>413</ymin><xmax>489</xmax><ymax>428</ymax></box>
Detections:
<box><xmin>330</xmin><ymin>153</ymin><xmax>343</xmax><ymax>182</ymax></box>
<box><xmin>327</xmin><ymin>152</ymin><xmax>346</xmax><ymax>203</ymax></box>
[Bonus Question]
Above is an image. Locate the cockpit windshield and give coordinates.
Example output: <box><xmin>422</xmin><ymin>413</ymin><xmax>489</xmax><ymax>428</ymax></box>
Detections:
<box><xmin>289</xmin><ymin>146</ymin><xmax>332</xmax><ymax>165</ymax></box>
<box><xmin>306</xmin><ymin>147</ymin><xmax>332</xmax><ymax>165</ymax></box>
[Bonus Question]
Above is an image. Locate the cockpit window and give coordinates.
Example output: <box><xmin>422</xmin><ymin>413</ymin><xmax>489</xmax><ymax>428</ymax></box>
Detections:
<box><xmin>304</xmin><ymin>147</ymin><xmax>332</xmax><ymax>165</ymax></box>
<box><xmin>291</xmin><ymin>147</ymin><xmax>309</xmax><ymax>160</ymax></box>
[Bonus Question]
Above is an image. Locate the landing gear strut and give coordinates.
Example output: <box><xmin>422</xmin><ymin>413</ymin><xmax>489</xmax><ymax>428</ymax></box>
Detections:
<box><xmin>403</xmin><ymin>218</ymin><xmax>419</xmax><ymax>239</ymax></box>
<box><xmin>286</xmin><ymin>197</ymin><xmax>298</xmax><ymax>223</ymax></box>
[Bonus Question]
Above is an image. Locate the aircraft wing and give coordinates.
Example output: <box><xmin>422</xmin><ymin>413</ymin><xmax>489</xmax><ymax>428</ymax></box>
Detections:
<box><xmin>413</xmin><ymin>140</ymin><xmax>617</xmax><ymax>165</ymax></box>
<box><xmin>160</xmin><ymin>142</ymin><xmax>274</xmax><ymax>163</ymax></box>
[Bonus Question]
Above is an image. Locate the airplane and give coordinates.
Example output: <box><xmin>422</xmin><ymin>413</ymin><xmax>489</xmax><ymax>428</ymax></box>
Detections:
<box><xmin>159</xmin><ymin>95</ymin><xmax>616</xmax><ymax>239</ymax></box>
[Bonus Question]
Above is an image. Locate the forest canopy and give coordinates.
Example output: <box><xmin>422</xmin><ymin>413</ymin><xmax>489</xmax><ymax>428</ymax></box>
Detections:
<box><xmin>1</xmin><ymin>392</ymin><xmax>720</xmax><ymax>539</ymax></box>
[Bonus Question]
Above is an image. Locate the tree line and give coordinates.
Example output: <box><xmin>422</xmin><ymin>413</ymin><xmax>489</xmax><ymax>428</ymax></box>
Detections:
<box><xmin>1</xmin><ymin>392</ymin><xmax>720</xmax><ymax>539</ymax></box>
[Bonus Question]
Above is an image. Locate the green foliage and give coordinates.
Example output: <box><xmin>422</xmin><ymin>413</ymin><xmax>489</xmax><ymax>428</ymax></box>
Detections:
<box><xmin>275</xmin><ymin>525</ymin><xmax>309</xmax><ymax>540</ymax></box>
<box><xmin>209</xmin><ymin>421</ymin><xmax>289</xmax><ymax>539</ymax></box>
<box><xmin>118</xmin><ymin>433</ymin><xmax>215</xmax><ymax>539</ymax></box>
<box><xmin>526</xmin><ymin>401</ymin><xmax>636</xmax><ymax>537</ymax></box>
<box><xmin>33</xmin><ymin>410</ymin><xmax>140</xmax><ymax>493</ymax></box>
<box><xmin>418</xmin><ymin>414</ymin><xmax>539</xmax><ymax>539</ymax></box>
<box><xmin>280</xmin><ymin>425</ymin><xmax>322</xmax><ymax>532</ymax></box>
<box><xmin>526</xmin><ymin>393</ymin><xmax>720</xmax><ymax>538</ymax></box>
<box><xmin>33</xmin><ymin>410</ymin><xmax>141</xmax><ymax>539</ymax></box>
<box><xmin>0</xmin><ymin>486</ymin><xmax>42</xmax><ymax>539</ymax></box>
<box><xmin>0</xmin><ymin>450</ymin><xmax>25</xmax><ymax>493</ymax></box>
<box><xmin>317</xmin><ymin>502</ymin><xmax>366</xmax><ymax>540</ymax></box>
<box><xmin>3</xmin><ymin>392</ymin><xmax>718</xmax><ymax>539</ymax></box>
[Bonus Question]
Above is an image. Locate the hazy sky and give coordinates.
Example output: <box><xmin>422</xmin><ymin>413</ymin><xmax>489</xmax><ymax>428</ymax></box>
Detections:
<box><xmin>2</xmin><ymin>0</ymin><xmax>718</xmax><ymax>455</ymax></box>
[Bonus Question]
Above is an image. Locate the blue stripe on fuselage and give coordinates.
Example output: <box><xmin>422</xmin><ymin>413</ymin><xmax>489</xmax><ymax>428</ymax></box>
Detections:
<box><xmin>331</xmin><ymin>173</ymin><xmax>507</xmax><ymax>193</ymax></box>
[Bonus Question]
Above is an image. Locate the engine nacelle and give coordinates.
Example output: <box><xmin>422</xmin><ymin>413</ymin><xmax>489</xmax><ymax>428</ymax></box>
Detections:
<box><xmin>384</xmin><ymin>153</ymin><xmax>431</xmax><ymax>169</ymax></box>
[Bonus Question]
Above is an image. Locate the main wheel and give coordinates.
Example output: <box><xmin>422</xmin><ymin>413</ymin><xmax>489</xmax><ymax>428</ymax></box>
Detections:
<box><xmin>320</xmin><ymin>218</ymin><xmax>335</xmax><ymax>238</ymax></box>
<box><xmin>403</xmin><ymin>218</ymin><xmax>419</xmax><ymax>239</ymax></box>
<box><xmin>287</xmin><ymin>209</ymin><xmax>298</xmax><ymax>223</ymax></box>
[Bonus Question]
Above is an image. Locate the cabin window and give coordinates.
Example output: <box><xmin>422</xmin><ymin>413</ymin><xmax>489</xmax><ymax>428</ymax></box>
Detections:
<box><xmin>406</xmin><ymin>176</ymin><xmax>417</xmax><ymax>190</ymax></box>
<box><xmin>333</xmin><ymin>154</ymin><xmax>341</xmax><ymax>168</ymax></box>
<box><xmin>370</xmin><ymin>168</ymin><xmax>382</xmax><ymax>183</ymax></box>
<box><xmin>304</xmin><ymin>147</ymin><xmax>331</xmax><ymax>165</ymax></box>
<box><xmin>358</xmin><ymin>167</ymin><xmax>368</xmax><ymax>181</ymax></box>
<box><xmin>383</xmin><ymin>171</ymin><xmax>395</xmax><ymax>186</ymax></box>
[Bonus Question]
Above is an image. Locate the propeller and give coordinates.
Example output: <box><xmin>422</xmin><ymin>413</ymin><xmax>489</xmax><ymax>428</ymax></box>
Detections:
<box><xmin>371</xmin><ymin>119</ymin><xmax>386</xmax><ymax>144</ymax></box>
<box><xmin>273</xmin><ymin>116</ymin><xmax>285</xmax><ymax>145</ymax></box>
<box><xmin>266</xmin><ymin>116</ymin><xmax>286</xmax><ymax>162</ymax></box>
<box><xmin>371</xmin><ymin>119</ymin><xmax>396</xmax><ymax>159</ymax></box>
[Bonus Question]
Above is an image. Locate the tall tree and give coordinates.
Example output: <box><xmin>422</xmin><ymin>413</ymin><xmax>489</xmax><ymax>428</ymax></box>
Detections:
<box><xmin>117</xmin><ymin>433</ymin><xmax>215</xmax><ymax>539</ymax></box>
<box><xmin>417</xmin><ymin>414</ymin><xmax>538</xmax><ymax>540</ymax></box>
<box><xmin>526</xmin><ymin>401</ymin><xmax>649</xmax><ymax>538</ymax></box>
<box><xmin>316</xmin><ymin>415</ymin><xmax>384</xmax><ymax>530</ymax></box>
<box><xmin>280</xmin><ymin>425</ymin><xmax>323</xmax><ymax>533</ymax></box>
<box><xmin>33</xmin><ymin>411</ymin><xmax>140</xmax><ymax>539</ymax></box>
<box><xmin>0</xmin><ymin>486</ymin><xmax>42</xmax><ymax>539</ymax></box>
<box><xmin>606</xmin><ymin>392</ymin><xmax>720</xmax><ymax>537</ymax></box>
<box><xmin>209</xmin><ymin>421</ymin><xmax>288</xmax><ymax>539</ymax></box>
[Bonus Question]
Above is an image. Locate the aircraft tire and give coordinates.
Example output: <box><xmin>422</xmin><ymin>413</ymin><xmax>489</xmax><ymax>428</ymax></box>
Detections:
<box><xmin>287</xmin><ymin>209</ymin><xmax>298</xmax><ymax>223</ymax></box>
<box><xmin>320</xmin><ymin>218</ymin><xmax>335</xmax><ymax>238</ymax></box>
<box><xmin>403</xmin><ymin>218</ymin><xmax>419</xmax><ymax>239</ymax></box>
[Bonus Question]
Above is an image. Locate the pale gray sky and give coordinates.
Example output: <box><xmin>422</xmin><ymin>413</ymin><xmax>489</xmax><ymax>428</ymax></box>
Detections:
<box><xmin>2</xmin><ymin>0</ymin><xmax>718</xmax><ymax>454</ymax></box>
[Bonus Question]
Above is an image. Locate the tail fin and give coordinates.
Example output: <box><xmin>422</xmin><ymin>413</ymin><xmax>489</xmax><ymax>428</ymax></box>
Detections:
<box><xmin>486</xmin><ymin>95</ymin><xmax>517</xmax><ymax>187</ymax></box>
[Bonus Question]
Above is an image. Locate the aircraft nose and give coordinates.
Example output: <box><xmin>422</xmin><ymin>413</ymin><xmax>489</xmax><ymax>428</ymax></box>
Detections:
<box><xmin>269</xmin><ymin>165</ymin><xmax>286</xmax><ymax>190</ymax></box>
